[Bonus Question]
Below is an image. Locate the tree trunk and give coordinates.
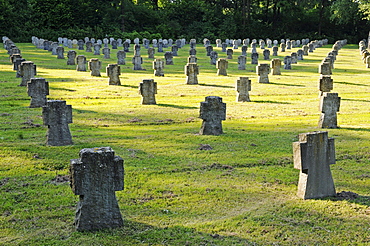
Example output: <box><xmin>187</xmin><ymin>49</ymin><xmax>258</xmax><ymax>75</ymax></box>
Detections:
<box><xmin>120</xmin><ymin>0</ymin><xmax>125</xmax><ymax>32</ymax></box>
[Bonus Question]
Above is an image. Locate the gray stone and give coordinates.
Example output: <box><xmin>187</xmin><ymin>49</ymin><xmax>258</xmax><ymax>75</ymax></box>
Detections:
<box><xmin>14</xmin><ymin>58</ymin><xmax>26</xmax><ymax>77</ymax></box>
<box><xmin>85</xmin><ymin>41</ymin><xmax>92</xmax><ymax>52</ymax></box>
<box><xmin>67</xmin><ymin>50</ymin><xmax>77</xmax><ymax>65</ymax></box>
<box><xmin>216</xmin><ymin>58</ymin><xmax>228</xmax><ymax>76</ymax></box>
<box><xmin>221</xmin><ymin>43</ymin><xmax>227</xmax><ymax>52</ymax></box>
<box><xmin>319</xmin><ymin>75</ymin><xmax>333</xmax><ymax>96</ymax></box>
<box><xmin>241</xmin><ymin>45</ymin><xmax>247</xmax><ymax>56</ymax></box>
<box><xmin>27</xmin><ymin>78</ymin><xmax>49</xmax><ymax>108</ymax></box>
<box><xmin>293</xmin><ymin>131</ymin><xmax>336</xmax><ymax>199</ymax></box>
<box><xmin>263</xmin><ymin>49</ymin><xmax>270</xmax><ymax>60</ymax></box>
<box><xmin>70</xmin><ymin>147</ymin><xmax>124</xmax><ymax>231</ymax></box>
<box><xmin>56</xmin><ymin>46</ymin><xmax>65</xmax><ymax>59</ymax></box>
<box><xmin>164</xmin><ymin>52</ymin><xmax>173</xmax><ymax>65</ymax></box>
<box><xmin>148</xmin><ymin>47</ymin><xmax>155</xmax><ymax>59</ymax></box>
<box><xmin>238</xmin><ymin>55</ymin><xmax>246</xmax><ymax>70</ymax></box>
<box><xmin>236</xmin><ymin>77</ymin><xmax>251</xmax><ymax>102</ymax></box>
<box><xmin>188</xmin><ymin>55</ymin><xmax>197</xmax><ymax>63</ymax></box>
<box><xmin>132</xmin><ymin>56</ymin><xmax>143</xmax><ymax>70</ymax></box>
<box><xmin>117</xmin><ymin>50</ymin><xmax>126</xmax><ymax>65</ymax></box>
<box><xmin>139</xmin><ymin>79</ymin><xmax>157</xmax><ymax>105</ymax></box>
<box><xmin>297</xmin><ymin>49</ymin><xmax>304</xmax><ymax>60</ymax></box>
<box><xmin>103</xmin><ymin>47</ymin><xmax>111</xmax><ymax>59</ymax></box>
<box><xmin>206</xmin><ymin>46</ymin><xmax>213</xmax><ymax>56</ymax></box>
<box><xmin>42</xmin><ymin>100</ymin><xmax>73</xmax><ymax>146</ymax></box>
<box><xmin>93</xmin><ymin>43</ymin><xmax>101</xmax><ymax>55</ymax></box>
<box><xmin>284</xmin><ymin>56</ymin><xmax>292</xmax><ymax>69</ymax></box>
<box><xmin>251</xmin><ymin>53</ymin><xmax>258</xmax><ymax>64</ymax></box>
<box><xmin>189</xmin><ymin>48</ymin><xmax>196</xmax><ymax>56</ymax></box>
<box><xmin>210</xmin><ymin>51</ymin><xmax>218</xmax><ymax>65</ymax></box>
<box><xmin>134</xmin><ymin>44</ymin><xmax>141</xmax><ymax>57</ymax></box>
<box><xmin>271</xmin><ymin>58</ymin><xmax>281</xmax><ymax>75</ymax></box>
<box><xmin>319</xmin><ymin>62</ymin><xmax>331</xmax><ymax>75</ymax></box>
<box><xmin>280</xmin><ymin>43</ymin><xmax>286</xmax><ymax>52</ymax></box>
<box><xmin>106</xmin><ymin>64</ymin><xmax>121</xmax><ymax>85</ymax></box>
<box><xmin>88</xmin><ymin>58</ymin><xmax>102</xmax><ymax>76</ymax></box>
<box><xmin>319</xmin><ymin>92</ymin><xmax>340</xmax><ymax>128</ymax></box>
<box><xmin>77</xmin><ymin>40</ymin><xmax>84</xmax><ymax>50</ymax></box>
<box><xmin>302</xmin><ymin>45</ymin><xmax>309</xmax><ymax>55</ymax></box>
<box><xmin>199</xmin><ymin>96</ymin><xmax>226</xmax><ymax>135</ymax></box>
<box><xmin>185</xmin><ymin>63</ymin><xmax>199</xmax><ymax>85</ymax></box>
<box><xmin>291</xmin><ymin>52</ymin><xmax>298</xmax><ymax>64</ymax></box>
<box><xmin>76</xmin><ymin>55</ymin><xmax>87</xmax><ymax>72</ymax></box>
<box><xmin>256</xmin><ymin>64</ymin><xmax>270</xmax><ymax>83</ymax></box>
<box><xmin>272</xmin><ymin>46</ymin><xmax>278</xmax><ymax>56</ymax></box>
<box><xmin>226</xmin><ymin>49</ymin><xmax>233</xmax><ymax>59</ymax></box>
<box><xmin>19</xmin><ymin>61</ymin><xmax>37</xmax><ymax>86</ymax></box>
<box><xmin>153</xmin><ymin>59</ymin><xmax>164</xmax><ymax>76</ymax></box>
<box><xmin>171</xmin><ymin>45</ymin><xmax>178</xmax><ymax>56</ymax></box>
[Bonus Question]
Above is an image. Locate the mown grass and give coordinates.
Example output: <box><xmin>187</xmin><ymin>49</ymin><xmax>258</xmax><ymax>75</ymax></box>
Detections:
<box><xmin>1</xmin><ymin>41</ymin><xmax>370</xmax><ymax>245</ymax></box>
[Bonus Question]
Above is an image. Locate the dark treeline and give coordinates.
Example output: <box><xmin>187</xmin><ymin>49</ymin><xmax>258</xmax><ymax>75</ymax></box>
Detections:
<box><xmin>1</xmin><ymin>0</ymin><xmax>370</xmax><ymax>43</ymax></box>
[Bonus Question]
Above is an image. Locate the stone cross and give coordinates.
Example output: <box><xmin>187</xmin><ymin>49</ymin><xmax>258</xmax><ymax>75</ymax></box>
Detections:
<box><xmin>263</xmin><ymin>49</ymin><xmax>270</xmax><ymax>60</ymax></box>
<box><xmin>14</xmin><ymin>58</ymin><xmax>26</xmax><ymax>77</ymax></box>
<box><xmin>132</xmin><ymin>56</ymin><xmax>143</xmax><ymax>70</ymax></box>
<box><xmin>302</xmin><ymin>45</ymin><xmax>309</xmax><ymax>55</ymax></box>
<box><xmin>251</xmin><ymin>42</ymin><xmax>257</xmax><ymax>53</ymax></box>
<box><xmin>210</xmin><ymin>51</ymin><xmax>218</xmax><ymax>65</ymax></box>
<box><xmin>216</xmin><ymin>39</ymin><xmax>222</xmax><ymax>47</ymax></box>
<box><xmin>123</xmin><ymin>41</ymin><xmax>130</xmax><ymax>52</ymax></box>
<box><xmin>251</xmin><ymin>53</ymin><xmax>258</xmax><ymax>64</ymax></box>
<box><xmin>271</xmin><ymin>58</ymin><xmax>281</xmax><ymax>75</ymax></box>
<box><xmin>93</xmin><ymin>43</ymin><xmax>101</xmax><ymax>55</ymax></box>
<box><xmin>148</xmin><ymin>47</ymin><xmax>155</xmax><ymax>59</ymax></box>
<box><xmin>293</xmin><ymin>131</ymin><xmax>336</xmax><ymax>199</ymax></box>
<box><xmin>10</xmin><ymin>53</ymin><xmax>22</xmax><ymax>70</ymax></box>
<box><xmin>319</xmin><ymin>92</ymin><xmax>340</xmax><ymax>128</ymax></box>
<box><xmin>85</xmin><ymin>41</ymin><xmax>92</xmax><ymax>52</ymax></box>
<box><xmin>199</xmin><ymin>96</ymin><xmax>226</xmax><ymax>135</ymax></box>
<box><xmin>153</xmin><ymin>59</ymin><xmax>164</xmax><ymax>77</ymax></box>
<box><xmin>291</xmin><ymin>52</ymin><xmax>298</xmax><ymax>64</ymax></box>
<box><xmin>103</xmin><ymin>47</ymin><xmax>111</xmax><ymax>59</ymax></box>
<box><xmin>56</xmin><ymin>46</ymin><xmax>64</xmax><ymax>59</ymax></box>
<box><xmin>88</xmin><ymin>58</ymin><xmax>102</xmax><ymax>76</ymax></box>
<box><xmin>188</xmin><ymin>55</ymin><xmax>197</xmax><ymax>63</ymax></box>
<box><xmin>171</xmin><ymin>45</ymin><xmax>178</xmax><ymax>56</ymax></box>
<box><xmin>297</xmin><ymin>49</ymin><xmax>304</xmax><ymax>60</ymax></box>
<box><xmin>238</xmin><ymin>55</ymin><xmax>246</xmax><ymax>70</ymax></box>
<box><xmin>236</xmin><ymin>77</ymin><xmax>251</xmax><ymax>102</ymax></box>
<box><xmin>106</xmin><ymin>64</ymin><xmax>121</xmax><ymax>85</ymax></box>
<box><xmin>76</xmin><ymin>55</ymin><xmax>87</xmax><ymax>72</ymax></box>
<box><xmin>70</xmin><ymin>147</ymin><xmax>124</xmax><ymax>231</ymax></box>
<box><xmin>134</xmin><ymin>44</ymin><xmax>141</xmax><ymax>57</ymax></box>
<box><xmin>221</xmin><ymin>43</ymin><xmax>227</xmax><ymax>52</ymax></box>
<box><xmin>216</xmin><ymin>58</ymin><xmax>228</xmax><ymax>76</ymax></box>
<box><xmin>117</xmin><ymin>50</ymin><xmax>126</xmax><ymax>65</ymax></box>
<box><xmin>206</xmin><ymin>46</ymin><xmax>213</xmax><ymax>56</ymax></box>
<box><xmin>280</xmin><ymin>43</ymin><xmax>286</xmax><ymax>52</ymax></box>
<box><xmin>42</xmin><ymin>100</ymin><xmax>73</xmax><ymax>146</ymax></box>
<box><xmin>241</xmin><ymin>45</ymin><xmax>247</xmax><ymax>56</ymax></box>
<box><xmin>256</xmin><ymin>64</ymin><xmax>270</xmax><ymax>83</ymax></box>
<box><xmin>51</xmin><ymin>42</ymin><xmax>59</xmax><ymax>55</ymax></box>
<box><xmin>67</xmin><ymin>50</ymin><xmax>77</xmax><ymax>65</ymax></box>
<box><xmin>111</xmin><ymin>40</ymin><xmax>117</xmax><ymax>49</ymax></box>
<box><xmin>19</xmin><ymin>61</ymin><xmax>37</xmax><ymax>86</ymax></box>
<box><xmin>77</xmin><ymin>39</ymin><xmax>84</xmax><ymax>50</ymax></box>
<box><xmin>27</xmin><ymin>78</ymin><xmax>49</xmax><ymax>108</ymax></box>
<box><xmin>139</xmin><ymin>79</ymin><xmax>157</xmax><ymax>105</ymax></box>
<box><xmin>319</xmin><ymin>62</ymin><xmax>331</xmax><ymax>75</ymax></box>
<box><xmin>226</xmin><ymin>49</ymin><xmax>233</xmax><ymax>59</ymax></box>
<box><xmin>185</xmin><ymin>63</ymin><xmax>199</xmax><ymax>85</ymax></box>
<box><xmin>259</xmin><ymin>40</ymin><xmax>265</xmax><ymax>49</ymax></box>
<box><xmin>189</xmin><ymin>48</ymin><xmax>196</xmax><ymax>56</ymax></box>
<box><xmin>319</xmin><ymin>75</ymin><xmax>333</xmax><ymax>96</ymax></box>
<box><xmin>286</xmin><ymin>40</ymin><xmax>291</xmax><ymax>49</ymax></box>
<box><xmin>164</xmin><ymin>51</ymin><xmax>173</xmax><ymax>65</ymax></box>
<box><xmin>272</xmin><ymin>46</ymin><xmax>278</xmax><ymax>56</ymax></box>
<box><xmin>284</xmin><ymin>56</ymin><xmax>292</xmax><ymax>69</ymax></box>
<box><xmin>158</xmin><ymin>41</ymin><xmax>163</xmax><ymax>52</ymax></box>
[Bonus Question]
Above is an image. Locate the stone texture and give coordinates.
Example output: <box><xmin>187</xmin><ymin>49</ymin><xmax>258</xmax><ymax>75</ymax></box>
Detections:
<box><xmin>70</xmin><ymin>147</ymin><xmax>124</xmax><ymax>231</ymax></box>
<box><xmin>42</xmin><ymin>100</ymin><xmax>73</xmax><ymax>146</ymax></box>
<box><xmin>256</xmin><ymin>64</ymin><xmax>270</xmax><ymax>83</ymax></box>
<box><xmin>199</xmin><ymin>96</ymin><xmax>226</xmax><ymax>135</ymax></box>
<box><xmin>271</xmin><ymin>58</ymin><xmax>281</xmax><ymax>75</ymax></box>
<box><xmin>153</xmin><ymin>59</ymin><xmax>164</xmax><ymax>77</ymax></box>
<box><xmin>19</xmin><ymin>61</ymin><xmax>37</xmax><ymax>86</ymax></box>
<box><xmin>216</xmin><ymin>58</ymin><xmax>228</xmax><ymax>76</ymax></box>
<box><xmin>67</xmin><ymin>50</ymin><xmax>77</xmax><ymax>65</ymax></box>
<box><xmin>185</xmin><ymin>63</ymin><xmax>199</xmax><ymax>85</ymax></box>
<box><xmin>139</xmin><ymin>79</ymin><xmax>157</xmax><ymax>105</ymax></box>
<box><xmin>319</xmin><ymin>92</ymin><xmax>340</xmax><ymax>128</ymax></box>
<box><xmin>106</xmin><ymin>64</ymin><xmax>121</xmax><ymax>85</ymax></box>
<box><xmin>293</xmin><ymin>131</ymin><xmax>336</xmax><ymax>199</ymax></box>
<box><xmin>27</xmin><ymin>78</ymin><xmax>49</xmax><ymax>108</ymax></box>
<box><xmin>88</xmin><ymin>58</ymin><xmax>102</xmax><ymax>76</ymax></box>
<box><xmin>76</xmin><ymin>55</ymin><xmax>87</xmax><ymax>71</ymax></box>
<box><xmin>236</xmin><ymin>77</ymin><xmax>251</xmax><ymax>102</ymax></box>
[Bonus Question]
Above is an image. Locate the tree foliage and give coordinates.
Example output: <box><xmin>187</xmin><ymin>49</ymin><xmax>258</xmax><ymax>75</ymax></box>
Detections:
<box><xmin>1</xmin><ymin>0</ymin><xmax>370</xmax><ymax>42</ymax></box>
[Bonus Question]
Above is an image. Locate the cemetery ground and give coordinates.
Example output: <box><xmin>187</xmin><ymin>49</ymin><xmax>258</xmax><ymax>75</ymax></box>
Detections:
<box><xmin>1</xmin><ymin>42</ymin><xmax>370</xmax><ymax>245</ymax></box>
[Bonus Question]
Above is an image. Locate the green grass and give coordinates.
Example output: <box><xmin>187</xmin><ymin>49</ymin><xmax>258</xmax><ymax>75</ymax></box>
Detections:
<box><xmin>1</xmin><ymin>42</ymin><xmax>370</xmax><ymax>245</ymax></box>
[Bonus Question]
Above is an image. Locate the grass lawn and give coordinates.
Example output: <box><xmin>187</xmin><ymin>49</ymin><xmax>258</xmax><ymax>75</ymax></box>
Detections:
<box><xmin>1</xmin><ymin>40</ymin><xmax>370</xmax><ymax>245</ymax></box>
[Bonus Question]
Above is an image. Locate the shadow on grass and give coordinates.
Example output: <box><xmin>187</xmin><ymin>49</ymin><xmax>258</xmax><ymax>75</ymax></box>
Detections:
<box><xmin>322</xmin><ymin>194</ymin><xmax>370</xmax><ymax>207</ymax></box>
<box><xmin>157</xmin><ymin>103</ymin><xmax>198</xmax><ymax>109</ymax></box>
<box><xmin>120</xmin><ymin>84</ymin><xmax>139</xmax><ymax>89</ymax></box>
<box><xmin>269</xmin><ymin>82</ymin><xmax>305</xmax><ymax>87</ymax></box>
<box><xmin>49</xmin><ymin>86</ymin><xmax>77</xmax><ymax>92</ymax></box>
<box><xmin>198</xmin><ymin>83</ymin><xmax>234</xmax><ymax>88</ymax></box>
<box><xmin>83</xmin><ymin>219</ymin><xmax>254</xmax><ymax>245</ymax></box>
<box><xmin>342</xmin><ymin>98</ymin><xmax>370</xmax><ymax>103</ymax></box>
<box><xmin>335</xmin><ymin>81</ymin><xmax>370</xmax><ymax>87</ymax></box>
<box><xmin>339</xmin><ymin>127</ymin><xmax>370</xmax><ymax>132</ymax></box>
<box><xmin>252</xmin><ymin>100</ymin><xmax>291</xmax><ymax>104</ymax></box>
